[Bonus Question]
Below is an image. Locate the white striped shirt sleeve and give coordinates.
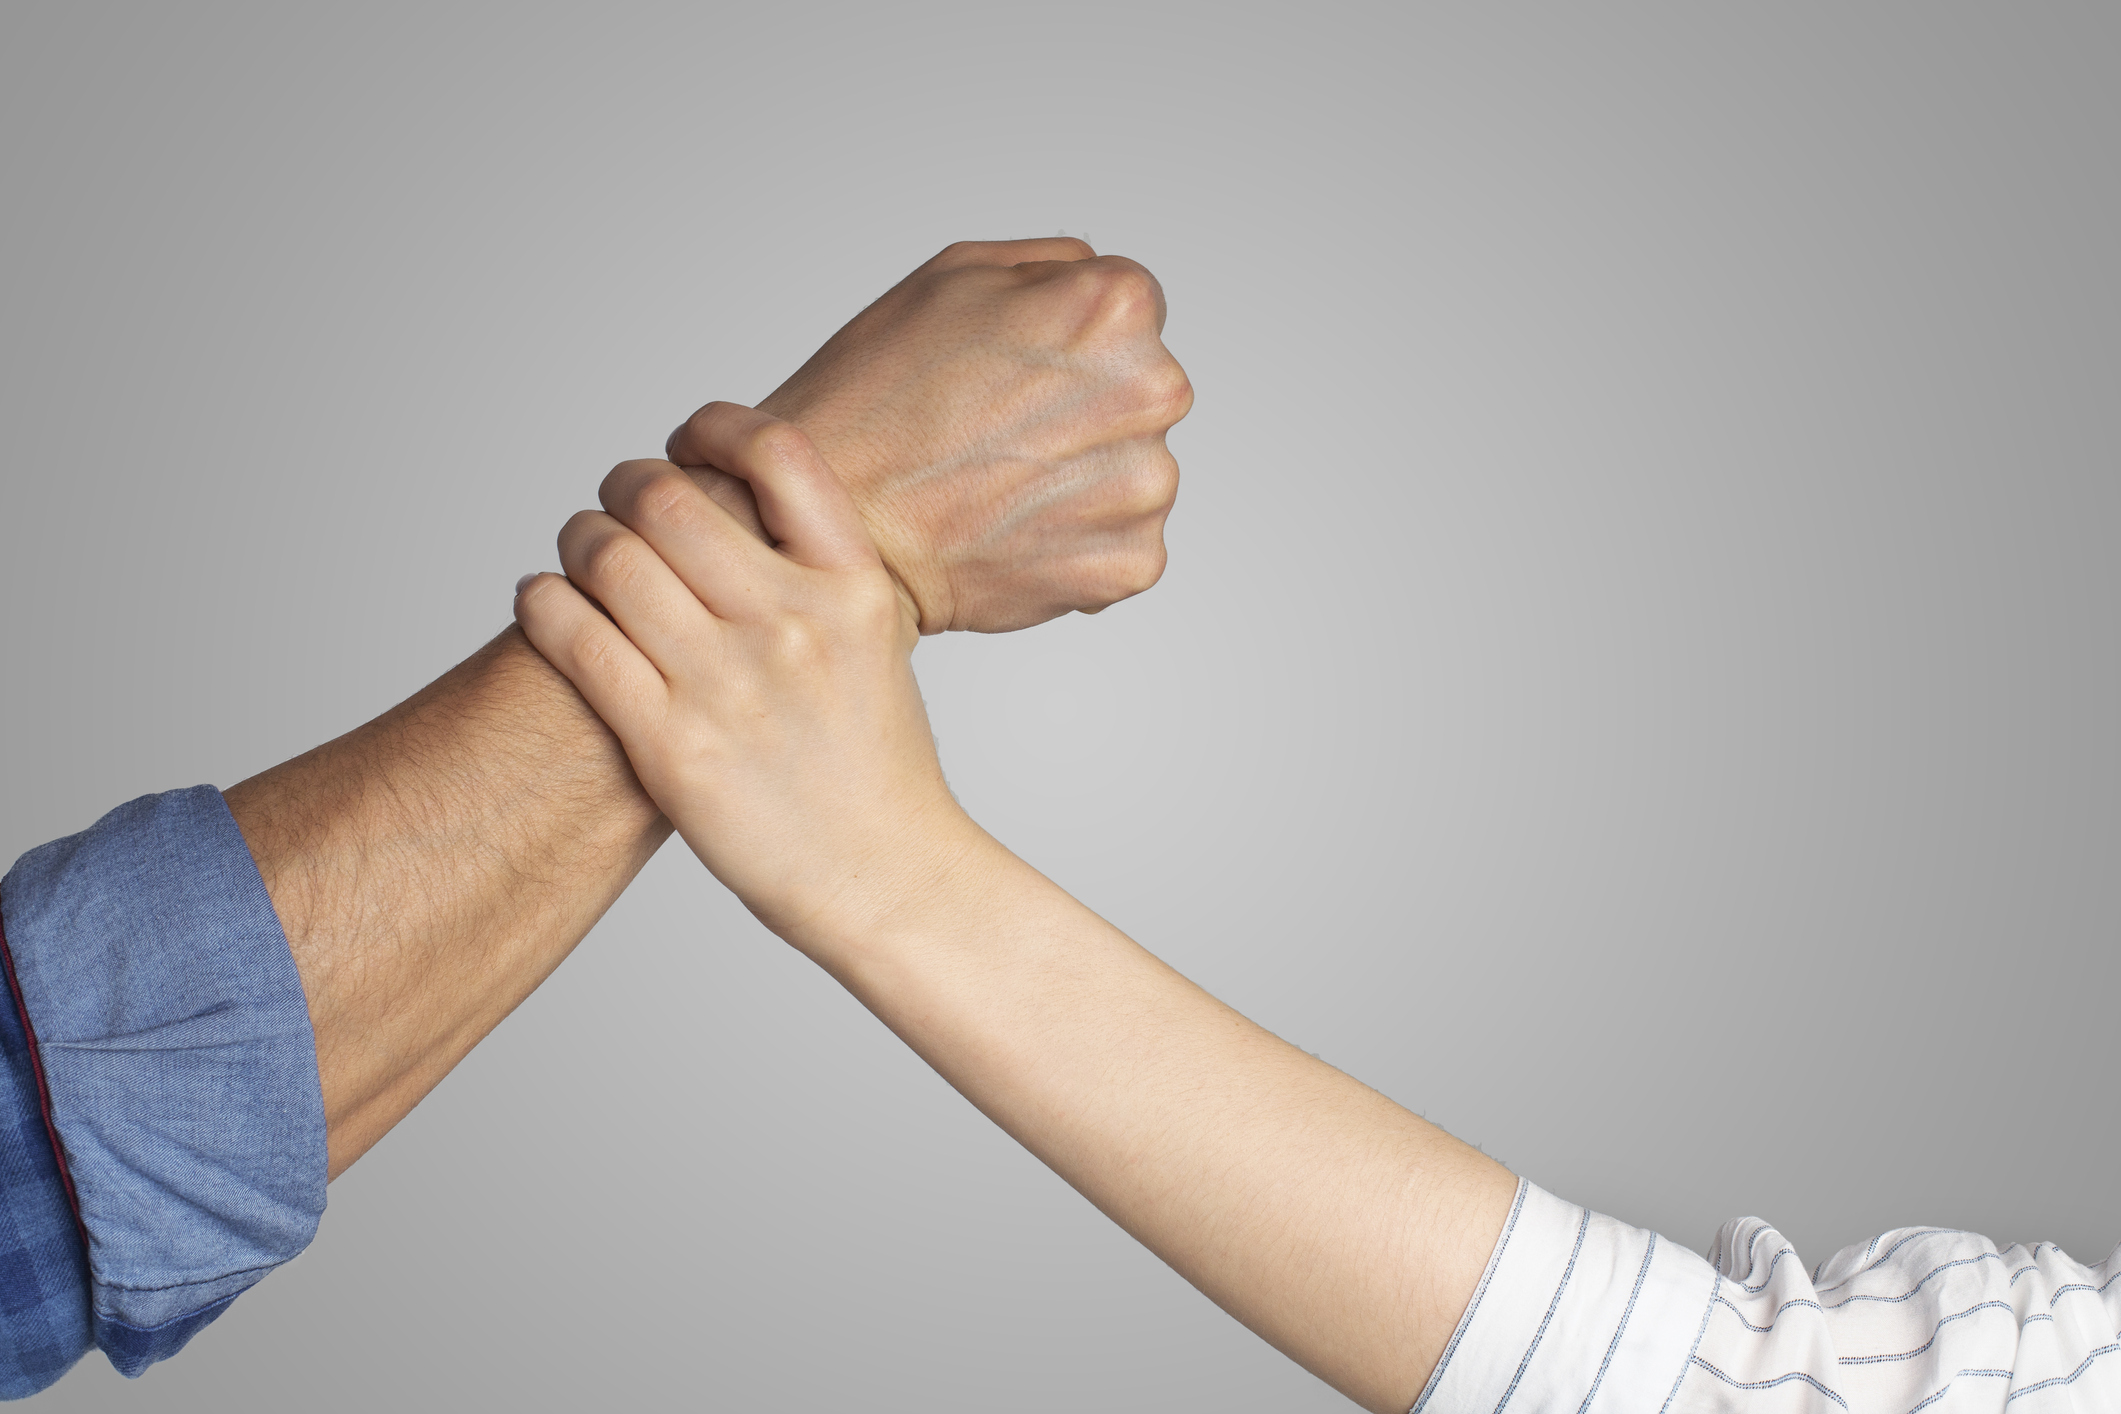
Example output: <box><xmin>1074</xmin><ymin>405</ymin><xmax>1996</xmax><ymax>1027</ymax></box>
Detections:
<box><xmin>1410</xmin><ymin>1179</ymin><xmax>2121</xmax><ymax>1412</ymax></box>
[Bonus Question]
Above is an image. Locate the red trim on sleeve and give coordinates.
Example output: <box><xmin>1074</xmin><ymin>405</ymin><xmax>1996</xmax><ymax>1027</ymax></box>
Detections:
<box><xmin>0</xmin><ymin>913</ymin><xmax>87</xmax><ymax>1240</ymax></box>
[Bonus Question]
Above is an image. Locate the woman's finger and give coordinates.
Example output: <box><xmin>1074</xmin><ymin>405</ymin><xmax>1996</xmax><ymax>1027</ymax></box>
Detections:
<box><xmin>916</xmin><ymin>236</ymin><xmax>1098</xmax><ymax>272</ymax></box>
<box><xmin>555</xmin><ymin>508</ymin><xmax>720</xmax><ymax>672</ymax></box>
<box><xmin>670</xmin><ymin>403</ymin><xmax>878</xmax><ymax>572</ymax></box>
<box><xmin>512</xmin><ymin>572</ymin><xmax>669</xmax><ymax>744</ymax></box>
<box><xmin>597</xmin><ymin>459</ymin><xmax>784</xmax><ymax>620</ymax></box>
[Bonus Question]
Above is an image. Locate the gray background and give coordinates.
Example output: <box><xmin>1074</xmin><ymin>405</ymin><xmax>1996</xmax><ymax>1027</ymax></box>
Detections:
<box><xmin>2</xmin><ymin>2</ymin><xmax>2114</xmax><ymax>1409</ymax></box>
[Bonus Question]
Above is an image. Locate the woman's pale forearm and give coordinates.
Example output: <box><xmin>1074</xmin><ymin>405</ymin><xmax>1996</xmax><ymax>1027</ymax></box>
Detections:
<box><xmin>804</xmin><ymin>829</ymin><xmax>1519</xmax><ymax>1414</ymax></box>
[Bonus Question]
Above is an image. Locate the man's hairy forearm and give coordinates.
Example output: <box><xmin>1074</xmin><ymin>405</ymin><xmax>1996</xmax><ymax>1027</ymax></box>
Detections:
<box><xmin>232</xmin><ymin>470</ymin><xmax>772</xmax><ymax>1176</ymax></box>
<box><xmin>227</xmin><ymin>627</ymin><xmax>669</xmax><ymax>1176</ymax></box>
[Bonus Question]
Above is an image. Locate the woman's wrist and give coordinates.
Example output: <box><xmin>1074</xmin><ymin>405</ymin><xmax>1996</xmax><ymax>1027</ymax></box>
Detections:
<box><xmin>777</xmin><ymin>809</ymin><xmax>1022</xmax><ymax>974</ymax></box>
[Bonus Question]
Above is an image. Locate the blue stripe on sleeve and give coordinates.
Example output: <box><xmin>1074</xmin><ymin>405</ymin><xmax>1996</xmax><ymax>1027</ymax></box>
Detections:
<box><xmin>1654</xmin><ymin>1268</ymin><xmax>1719</xmax><ymax>1414</ymax></box>
<box><xmin>1575</xmin><ymin>1232</ymin><xmax>1656</xmax><ymax>1414</ymax></box>
<box><xmin>2005</xmin><ymin>1341</ymin><xmax>2121</xmax><ymax>1402</ymax></box>
<box><xmin>1493</xmin><ymin>1207</ymin><xmax>1589</xmax><ymax>1412</ymax></box>
<box><xmin>1412</xmin><ymin>1176</ymin><xmax>1528</xmax><ymax>1414</ymax></box>
<box><xmin>1689</xmin><ymin>1355</ymin><xmax>1849</xmax><ymax>1410</ymax></box>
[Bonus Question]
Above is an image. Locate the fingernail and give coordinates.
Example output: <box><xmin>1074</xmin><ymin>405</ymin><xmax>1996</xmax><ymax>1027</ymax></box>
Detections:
<box><xmin>515</xmin><ymin>573</ymin><xmax>539</xmax><ymax>597</ymax></box>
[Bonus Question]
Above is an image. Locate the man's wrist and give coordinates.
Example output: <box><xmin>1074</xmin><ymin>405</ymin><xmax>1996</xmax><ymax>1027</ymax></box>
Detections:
<box><xmin>681</xmin><ymin>424</ymin><xmax>940</xmax><ymax>635</ymax></box>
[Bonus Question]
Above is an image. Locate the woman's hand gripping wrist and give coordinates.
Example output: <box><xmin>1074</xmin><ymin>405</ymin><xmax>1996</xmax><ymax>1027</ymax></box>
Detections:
<box><xmin>512</xmin><ymin>403</ymin><xmax>983</xmax><ymax>951</ymax></box>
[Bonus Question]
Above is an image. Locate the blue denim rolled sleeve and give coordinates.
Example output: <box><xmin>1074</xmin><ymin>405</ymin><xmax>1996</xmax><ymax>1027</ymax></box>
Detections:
<box><xmin>0</xmin><ymin>786</ymin><xmax>326</xmax><ymax>1389</ymax></box>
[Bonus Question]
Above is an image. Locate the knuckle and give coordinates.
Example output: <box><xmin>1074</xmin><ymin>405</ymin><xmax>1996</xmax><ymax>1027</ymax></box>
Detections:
<box><xmin>769</xmin><ymin>615</ymin><xmax>828</xmax><ymax>668</ymax></box>
<box><xmin>1162</xmin><ymin>362</ymin><xmax>1196</xmax><ymax>411</ymax></box>
<box><xmin>1065</xmin><ymin>260</ymin><xmax>1118</xmax><ymax>296</ymax></box>
<box><xmin>1115</xmin><ymin>541</ymin><xmax>1170</xmax><ymax>599</ymax></box>
<box><xmin>743</xmin><ymin>418</ymin><xmax>814</xmax><ymax>467</ymax></box>
<box><xmin>1102</xmin><ymin>446</ymin><xmax>1181</xmax><ymax>521</ymax></box>
<box><xmin>1142</xmin><ymin>363</ymin><xmax>1194</xmax><ymax>423</ymax></box>
<box><xmin>558</xmin><ymin>508</ymin><xmax>604</xmax><ymax>544</ymax></box>
<box><xmin>579</xmin><ymin>527</ymin><xmax>642</xmax><ymax>589</ymax></box>
<box><xmin>556</xmin><ymin>510</ymin><xmax>607</xmax><ymax>566</ymax></box>
<box><xmin>611</xmin><ymin>456</ymin><xmax>667</xmax><ymax>480</ymax></box>
<box><xmin>671</xmin><ymin>402</ymin><xmax>742</xmax><ymax>457</ymax></box>
<box><xmin>574</xmin><ymin>622</ymin><xmax>626</xmax><ymax>674</ymax></box>
<box><xmin>514</xmin><ymin>573</ymin><xmax>557</xmax><ymax>615</ymax></box>
<box><xmin>1078</xmin><ymin>259</ymin><xmax>1158</xmax><ymax>311</ymax></box>
<box><xmin>598</xmin><ymin>457</ymin><xmax>657</xmax><ymax>505</ymax></box>
<box><xmin>1133</xmin><ymin>447</ymin><xmax>1182</xmax><ymax>513</ymax></box>
<box><xmin>1112</xmin><ymin>264</ymin><xmax>1159</xmax><ymax>302</ymax></box>
<box><xmin>603</xmin><ymin>460</ymin><xmax>706</xmax><ymax>536</ymax></box>
<box><xmin>629</xmin><ymin>472</ymin><xmax>696</xmax><ymax>530</ymax></box>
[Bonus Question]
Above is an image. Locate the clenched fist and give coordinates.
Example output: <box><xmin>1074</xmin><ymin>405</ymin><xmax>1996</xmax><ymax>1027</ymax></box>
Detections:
<box><xmin>670</xmin><ymin>238</ymin><xmax>1192</xmax><ymax>634</ymax></box>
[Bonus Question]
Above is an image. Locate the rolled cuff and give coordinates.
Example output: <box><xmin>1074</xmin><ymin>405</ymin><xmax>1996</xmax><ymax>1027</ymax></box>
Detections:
<box><xmin>0</xmin><ymin>786</ymin><xmax>327</xmax><ymax>1376</ymax></box>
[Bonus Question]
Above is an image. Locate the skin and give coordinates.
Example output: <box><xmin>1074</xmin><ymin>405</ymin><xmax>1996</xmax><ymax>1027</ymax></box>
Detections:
<box><xmin>223</xmin><ymin>238</ymin><xmax>1191</xmax><ymax>1179</ymax></box>
<box><xmin>515</xmin><ymin>408</ymin><xmax>1519</xmax><ymax>1412</ymax></box>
